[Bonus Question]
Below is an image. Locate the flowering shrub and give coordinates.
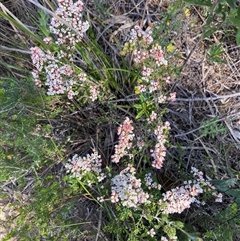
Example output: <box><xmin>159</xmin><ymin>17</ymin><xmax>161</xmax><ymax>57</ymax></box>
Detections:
<box><xmin>29</xmin><ymin>1</ymin><xmax>223</xmax><ymax>240</ymax></box>
<box><xmin>121</xmin><ymin>25</ymin><xmax>175</xmax><ymax>103</ymax></box>
<box><xmin>30</xmin><ymin>0</ymin><xmax>101</xmax><ymax>100</ymax></box>
<box><xmin>65</xmin><ymin>118</ymin><xmax>222</xmax><ymax>240</ymax></box>
<box><xmin>110</xmin><ymin>164</ymin><xmax>149</xmax><ymax>208</ymax></box>
<box><xmin>49</xmin><ymin>0</ymin><xmax>89</xmax><ymax>46</ymax></box>
<box><xmin>65</xmin><ymin>148</ymin><xmax>106</xmax><ymax>184</ymax></box>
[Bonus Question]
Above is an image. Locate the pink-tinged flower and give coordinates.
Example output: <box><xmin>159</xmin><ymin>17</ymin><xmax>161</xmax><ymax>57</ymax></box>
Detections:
<box><xmin>161</xmin><ymin>166</ymin><xmax>223</xmax><ymax>214</ymax></box>
<box><xmin>112</xmin><ymin>117</ymin><xmax>134</xmax><ymax>163</ymax></box>
<box><xmin>111</xmin><ymin>191</ymin><xmax>119</xmax><ymax>203</ymax></box>
<box><xmin>149</xmin><ymin>80</ymin><xmax>161</xmax><ymax>93</ymax></box>
<box><xmin>151</xmin><ymin>122</ymin><xmax>170</xmax><ymax>170</ymax></box>
<box><xmin>150</xmin><ymin>45</ymin><xmax>168</xmax><ymax>66</ymax></box>
<box><xmin>142</xmin><ymin>66</ymin><xmax>154</xmax><ymax>77</ymax></box>
<box><xmin>60</xmin><ymin>65</ymin><xmax>73</xmax><ymax>76</ymax></box>
<box><xmin>130</xmin><ymin>25</ymin><xmax>153</xmax><ymax>45</ymax></box>
<box><xmin>133</xmin><ymin>50</ymin><xmax>149</xmax><ymax>64</ymax></box>
<box><xmin>168</xmin><ymin>92</ymin><xmax>176</xmax><ymax>102</ymax></box>
<box><xmin>162</xmin><ymin>186</ymin><xmax>195</xmax><ymax>214</ymax></box>
<box><xmin>67</xmin><ymin>89</ymin><xmax>76</xmax><ymax>99</ymax></box>
<box><xmin>74</xmin><ymin>0</ymin><xmax>84</xmax><ymax>11</ymax></box>
<box><xmin>164</xmin><ymin>76</ymin><xmax>171</xmax><ymax>84</ymax></box>
<box><xmin>135</xmin><ymin>84</ymin><xmax>147</xmax><ymax>93</ymax></box>
<box><xmin>191</xmin><ymin>167</ymin><xmax>223</xmax><ymax>203</ymax></box>
<box><xmin>189</xmin><ymin>185</ymin><xmax>200</xmax><ymax>196</ymax></box>
<box><xmin>30</xmin><ymin>47</ymin><xmax>47</xmax><ymax>71</ymax></box>
<box><xmin>142</xmin><ymin>33</ymin><xmax>153</xmax><ymax>45</ymax></box>
<box><xmin>157</xmin><ymin>94</ymin><xmax>167</xmax><ymax>103</ymax></box>
<box><xmin>213</xmin><ymin>192</ymin><xmax>223</xmax><ymax>202</ymax></box>
<box><xmin>89</xmin><ymin>85</ymin><xmax>99</xmax><ymax>102</ymax></box>
<box><xmin>31</xmin><ymin>70</ymin><xmax>42</xmax><ymax>87</ymax></box>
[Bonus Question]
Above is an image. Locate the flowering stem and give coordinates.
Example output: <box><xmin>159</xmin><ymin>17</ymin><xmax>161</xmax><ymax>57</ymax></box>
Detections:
<box><xmin>77</xmin><ymin>179</ymin><xmax>98</xmax><ymax>203</ymax></box>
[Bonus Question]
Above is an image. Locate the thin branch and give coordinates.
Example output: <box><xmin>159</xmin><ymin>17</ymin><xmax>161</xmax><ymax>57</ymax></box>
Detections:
<box><xmin>0</xmin><ymin>45</ymin><xmax>30</xmax><ymax>54</ymax></box>
<box><xmin>176</xmin><ymin>92</ymin><xmax>240</xmax><ymax>102</ymax></box>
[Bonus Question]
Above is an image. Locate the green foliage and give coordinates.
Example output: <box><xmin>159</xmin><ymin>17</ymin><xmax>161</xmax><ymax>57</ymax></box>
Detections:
<box><xmin>183</xmin><ymin>0</ymin><xmax>240</xmax><ymax>44</ymax></box>
<box><xmin>207</xmin><ymin>44</ymin><xmax>227</xmax><ymax>64</ymax></box>
<box><xmin>211</xmin><ymin>178</ymin><xmax>240</xmax><ymax>204</ymax></box>
<box><xmin>0</xmin><ymin>77</ymin><xmax>52</xmax><ymax>170</ymax></box>
<box><xmin>197</xmin><ymin>178</ymin><xmax>240</xmax><ymax>240</ymax></box>
<box><xmin>183</xmin><ymin>0</ymin><xmax>212</xmax><ymax>7</ymax></box>
<box><xmin>0</xmin><ymin>74</ymin><xmax>72</xmax><ymax>240</ymax></box>
<box><xmin>134</xmin><ymin>94</ymin><xmax>154</xmax><ymax>119</ymax></box>
<box><xmin>35</xmin><ymin>10</ymin><xmax>51</xmax><ymax>37</ymax></box>
<box><xmin>200</xmin><ymin>116</ymin><xmax>227</xmax><ymax>139</ymax></box>
<box><xmin>0</xmin><ymin>7</ymin><xmax>48</xmax><ymax>48</ymax></box>
<box><xmin>204</xmin><ymin>202</ymin><xmax>239</xmax><ymax>241</ymax></box>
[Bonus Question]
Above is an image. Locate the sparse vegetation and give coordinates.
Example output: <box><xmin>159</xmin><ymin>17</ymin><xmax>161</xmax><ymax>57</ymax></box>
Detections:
<box><xmin>0</xmin><ymin>0</ymin><xmax>240</xmax><ymax>241</ymax></box>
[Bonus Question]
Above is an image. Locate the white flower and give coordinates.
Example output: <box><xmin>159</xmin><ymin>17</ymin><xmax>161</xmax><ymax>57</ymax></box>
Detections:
<box><xmin>147</xmin><ymin>228</ymin><xmax>156</xmax><ymax>237</ymax></box>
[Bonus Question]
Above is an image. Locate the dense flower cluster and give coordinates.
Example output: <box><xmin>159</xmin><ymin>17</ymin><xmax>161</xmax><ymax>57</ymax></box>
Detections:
<box><xmin>50</xmin><ymin>0</ymin><xmax>89</xmax><ymax>46</ymax></box>
<box><xmin>149</xmin><ymin>44</ymin><xmax>168</xmax><ymax>66</ymax></box>
<box><xmin>30</xmin><ymin>47</ymin><xmax>78</xmax><ymax>98</ymax></box>
<box><xmin>161</xmin><ymin>182</ymin><xmax>203</xmax><ymax>214</ymax></box>
<box><xmin>161</xmin><ymin>167</ymin><xmax>223</xmax><ymax>214</ymax></box>
<box><xmin>65</xmin><ymin>149</ymin><xmax>106</xmax><ymax>183</ymax></box>
<box><xmin>89</xmin><ymin>84</ymin><xmax>100</xmax><ymax>101</ymax></box>
<box><xmin>30</xmin><ymin>47</ymin><xmax>47</xmax><ymax>72</ymax></box>
<box><xmin>151</xmin><ymin>121</ymin><xmax>170</xmax><ymax>169</ymax></box>
<box><xmin>111</xmin><ymin>117</ymin><xmax>134</xmax><ymax>163</ymax></box>
<box><xmin>122</xmin><ymin>25</ymin><xmax>176</xmax><ymax>104</ymax></box>
<box><xmin>111</xmin><ymin>165</ymin><xmax>149</xmax><ymax>208</ymax></box>
<box><xmin>27</xmin><ymin>1</ymin><xmax>227</xmax><ymax>239</ymax></box>
<box><xmin>30</xmin><ymin>0</ymin><xmax>93</xmax><ymax>100</ymax></box>
<box><xmin>130</xmin><ymin>25</ymin><xmax>153</xmax><ymax>45</ymax></box>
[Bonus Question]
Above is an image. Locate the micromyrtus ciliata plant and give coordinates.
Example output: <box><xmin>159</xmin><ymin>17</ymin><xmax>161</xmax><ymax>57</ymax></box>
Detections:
<box><xmin>30</xmin><ymin>1</ymin><xmax>223</xmax><ymax>240</ymax></box>
<box><xmin>30</xmin><ymin>0</ymin><xmax>101</xmax><ymax>100</ymax></box>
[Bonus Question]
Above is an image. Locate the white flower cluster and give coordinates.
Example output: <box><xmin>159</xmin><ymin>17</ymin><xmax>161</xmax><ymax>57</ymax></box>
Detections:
<box><xmin>111</xmin><ymin>165</ymin><xmax>149</xmax><ymax>208</ymax></box>
<box><xmin>144</xmin><ymin>172</ymin><xmax>161</xmax><ymax>190</ymax></box>
<box><xmin>65</xmin><ymin>149</ymin><xmax>106</xmax><ymax>183</ymax></box>
<box><xmin>30</xmin><ymin>0</ymin><xmax>92</xmax><ymax>99</ymax></box>
<box><xmin>130</xmin><ymin>25</ymin><xmax>153</xmax><ymax>45</ymax></box>
<box><xmin>161</xmin><ymin>167</ymin><xmax>223</xmax><ymax>214</ymax></box>
<box><xmin>30</xmin><ymin>46</ymin><xmax>78</xmax><ymax>98</ymax></box>
<box><xmin>162</xmin><ymin>182</ymin><xmax>203</xmax><ymax>214</ymax></box>
<box><xmin>50</xmin><ymin>0</ymin><xmax>89</xmax><ymax>46</ymax></box>
<box><xmin>191</xmin><ymin>167</ymin><xmax>223</xmax><ymax>203</ymax></box>
<box><xmin>30</xmin><ymin>47</ymin><xmax>47</xmax><ymax>71</ymax></box>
